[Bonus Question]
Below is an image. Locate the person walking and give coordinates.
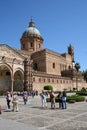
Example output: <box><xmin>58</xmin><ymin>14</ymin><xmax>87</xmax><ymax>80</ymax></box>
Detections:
<box><xmin>6</xmin><ymin>91</ymin><xmax>11</xmax><ymax>109</ymax></box>
<box><xmin>23</xmin><ymin>91</ymin><xmax>28</xmax><ymax>105</ymax></box>
<box><xmin>50</xmin><ymin>90</ymin><xmax>55</xmax><ymax>109</ymax></box>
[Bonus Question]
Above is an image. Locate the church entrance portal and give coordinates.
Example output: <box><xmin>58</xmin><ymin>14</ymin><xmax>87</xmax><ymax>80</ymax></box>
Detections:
<box><xmin>0</xmin><ymin>64</ymin><xmax>24</xmax><ymax>93</ymax></box>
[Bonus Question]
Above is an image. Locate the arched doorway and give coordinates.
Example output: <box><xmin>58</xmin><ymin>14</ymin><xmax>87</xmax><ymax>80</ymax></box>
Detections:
<box><xmin>14</xmin><ymin>70</ymin><xmax>24</xmax><ymax>91</ymax></box>
<box><xmin>0</xmin><ymin>64</ymin><xmax>11</xmax><ymax>92</ymax></box>
<box><xmin>0</xmin><ymin>64</ymin><xmax>24</xmax><ymax>93</ymax></box>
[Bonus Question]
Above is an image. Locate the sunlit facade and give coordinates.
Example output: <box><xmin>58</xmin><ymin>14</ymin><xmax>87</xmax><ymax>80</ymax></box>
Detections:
<box><xmin>0</xmin><ymin>19</ymin><xmax>86</xmax><ymax>93</ymax></box>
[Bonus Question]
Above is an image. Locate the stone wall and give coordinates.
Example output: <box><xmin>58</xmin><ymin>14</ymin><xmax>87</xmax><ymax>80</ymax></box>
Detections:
<box><xmin>32</xmin><ymin>71</ymin><xmax>73</xmax><ymax>92</ymax></box>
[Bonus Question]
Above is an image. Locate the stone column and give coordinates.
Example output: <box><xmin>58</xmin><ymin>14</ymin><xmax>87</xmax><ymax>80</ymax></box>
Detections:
<box><xmin>24</xmin><ymin>58</ymin><xmax>33</xmax><ymax>92</ymax></box>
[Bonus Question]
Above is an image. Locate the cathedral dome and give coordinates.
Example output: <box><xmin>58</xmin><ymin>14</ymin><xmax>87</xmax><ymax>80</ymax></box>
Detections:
<box><xmin>22</xmin><ymin>19</ymin><xmax>42</xmax><ymax>37</ymax></box>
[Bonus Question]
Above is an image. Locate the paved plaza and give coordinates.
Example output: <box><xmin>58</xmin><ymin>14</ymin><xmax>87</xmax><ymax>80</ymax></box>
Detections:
<box><xmin>0</xmin><ymin>95</ymin><xmax>87</xmax><ymax>130</ymax></box>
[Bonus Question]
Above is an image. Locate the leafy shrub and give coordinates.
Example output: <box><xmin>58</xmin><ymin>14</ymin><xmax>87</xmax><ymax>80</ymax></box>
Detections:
<box><xmin>81</xmin><ymin>87</ymin><xmax>86</xmax><ymax>92</ymax></box>
<box><xmin>44</xmin><ymin>85</ymin><xmax>53</xmax><ymax>90</ymax></box>
<box><xmin>66</xmin><ymin>95</ymin><xmax>85</xmax><ymax>102</ymax></box>
<box><xmin>76</xmin><ymin>91</ymin><xmax>87</xmax><ymax>96</ymax></box>
<box><xmin>54</xmin><ymin>91</ymin><xmax>59</xmax><ymax>94</ymax></box>
<box><xmin>76</xmin><ymin>87</ymin><xmax>87</xmax><ymax>96</ymax></box>
<box><xmin>47</xmin><ymin>94</ymin><xmax>85</xmax><ymax>103</ymax></box>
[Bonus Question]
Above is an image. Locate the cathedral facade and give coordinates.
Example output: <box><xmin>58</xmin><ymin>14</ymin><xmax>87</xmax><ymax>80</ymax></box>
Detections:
<box><xmin>0</xmin><ymin>19</ymin><xmax>86</xmax><ymax>93</ymax></box>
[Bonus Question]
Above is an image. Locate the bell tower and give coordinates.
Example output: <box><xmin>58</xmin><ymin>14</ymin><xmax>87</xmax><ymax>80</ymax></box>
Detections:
<box><xmin>20</xmin><ymin>19</ymin><xmax>44</xmax><ymax>53</ymax></box>
<box><xmin>68</xmin><ymin>44</ymin><xmax>74</xmax><ymax>62</ymax></box>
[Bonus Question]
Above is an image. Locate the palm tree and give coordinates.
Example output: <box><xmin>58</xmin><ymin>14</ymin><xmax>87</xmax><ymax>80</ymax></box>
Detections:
<box><xmin>75</xmin><ymin>62</ymin><xmax>80</xmax><ymax>91</ymax></box>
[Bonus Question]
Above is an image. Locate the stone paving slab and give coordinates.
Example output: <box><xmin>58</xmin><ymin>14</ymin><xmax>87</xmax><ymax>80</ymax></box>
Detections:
<box><xmin>0</xmin><ymin>96</ymin><xmax>87</xmax><ymax>130</ymax></box>
<box><xmin>0</xmin><ymin>118</ymin><xmax>38</xmax><ymax>130</ymax></box>
<box><xmin>47</xmin><ymin>121</ymin><xmax>87</xmax><ymax>130</ymax></box>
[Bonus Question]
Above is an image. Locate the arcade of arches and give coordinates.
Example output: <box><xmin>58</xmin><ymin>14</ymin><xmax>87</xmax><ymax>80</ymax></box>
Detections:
<box><xmin>0</xmin><ymin>63</ymin><xmax>24</xmax><ymax>92</ymax></box>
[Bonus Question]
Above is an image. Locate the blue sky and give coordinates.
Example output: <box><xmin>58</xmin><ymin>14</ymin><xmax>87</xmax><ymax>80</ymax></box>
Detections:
<box><xmin>0</xmin><ymin>0</ymin><xmax>87</xmax><ymax>71</ymax></box>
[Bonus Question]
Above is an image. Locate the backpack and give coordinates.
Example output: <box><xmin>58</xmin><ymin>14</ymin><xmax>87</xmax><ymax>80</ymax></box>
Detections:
<box><xmin>50</xmin><ymin>93</ymin><xmax>54</xmax><ymax>98</ymax></box>
<box><xmin>7</xmin><ymin>94</ymin><xmax>11</xmax><ymax>101</ymax></box>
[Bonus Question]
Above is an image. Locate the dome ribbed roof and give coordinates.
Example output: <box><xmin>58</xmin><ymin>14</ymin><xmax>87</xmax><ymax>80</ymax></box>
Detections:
<box><xmin>22</xmin><ymin>19</ymin><xmax>42</xmax><ymax>37</ymax></box>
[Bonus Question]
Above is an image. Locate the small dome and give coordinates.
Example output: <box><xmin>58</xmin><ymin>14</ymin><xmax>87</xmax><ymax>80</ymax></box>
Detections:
<box><xmin>23</xmin><ymin>27</ymin><xmax>41</xmax><ymax>36</ymax></box>
<box><xmin>22</xmin><ymin>19</ymin><xmax>42</xmax><ymax>37</ymax></box>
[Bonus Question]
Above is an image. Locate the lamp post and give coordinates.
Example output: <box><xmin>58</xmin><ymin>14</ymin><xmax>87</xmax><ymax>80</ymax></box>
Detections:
<box><xmin>11</xmin><ymin>58</ymin><xmax>16</xmax><ymax>96</ymax></box>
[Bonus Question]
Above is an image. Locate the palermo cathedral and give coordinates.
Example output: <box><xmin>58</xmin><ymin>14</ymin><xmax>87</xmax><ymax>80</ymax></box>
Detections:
<box><xmin>0</xmin><ymin>19</ymin><xmax>86</xmax><ymax>93</ymax></box>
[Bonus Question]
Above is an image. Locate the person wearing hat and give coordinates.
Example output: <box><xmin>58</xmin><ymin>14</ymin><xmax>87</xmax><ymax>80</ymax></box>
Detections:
<box><xmin>12</xmin><ymin>92</ymin><xmax>19</xmax><ymax>112</ymax></box>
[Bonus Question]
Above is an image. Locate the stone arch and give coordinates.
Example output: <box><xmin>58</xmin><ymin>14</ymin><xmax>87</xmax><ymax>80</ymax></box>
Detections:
<box><xmin>0</xmin><ymin>63</ymin><xmax>12</xmax><ymax>92</ymax></box>
<box><xmin>0</xmin><ymin>63</ymin><xmax>24</xmax><ymax>92</ymax></box>
<box><xmin>14</xmin><ymin>68</ymin><xmax>24</xmax><ymax>91</ymax></box>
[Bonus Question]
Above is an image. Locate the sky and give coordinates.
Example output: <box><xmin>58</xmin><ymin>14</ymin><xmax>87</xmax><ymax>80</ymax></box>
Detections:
<box><xmin>0</xmin><ymin>0</ymin><xmax>87</xmax><ymax>71</ymax></box>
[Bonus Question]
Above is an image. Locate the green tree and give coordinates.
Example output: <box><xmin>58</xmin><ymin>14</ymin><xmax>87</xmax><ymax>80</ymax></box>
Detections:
<box><xmin>44</xmin><ymin>85</ymin><xmax>53</xmax><ymax>90</ymax></box>
<box><xmin>75</xmin><ymin>62</ymin><xmax>80</xmax><ymax>72</ymax></box>
<box><xmin>75</xmin><ymin>62</ymin><xmax>80</xmax><ymax>91</ymax></box>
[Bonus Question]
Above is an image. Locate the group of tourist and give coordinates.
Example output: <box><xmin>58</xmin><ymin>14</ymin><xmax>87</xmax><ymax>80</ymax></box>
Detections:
<box><xmin>6</xmin><ymin>91</ymin><xmax>19</xmax><ymax>112</ymax></box>
<box><xmin>57</xmin><ymin>91</ymin><xmax>67</xmax><ymax>109</ymax></box>
<box><xmin>6</xmin><ymin>90</ymin><xmax>35</xmax><ymax>111</ymax></box>
<box><xmin>6</xmin><ymin>90</ymin><xmax>67</xmax><ymax>112</ymax></box>
<box><xmin>40</xmin><ymin>90</ymin><xmax>67</xmax><ymax>109</ymax></box>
